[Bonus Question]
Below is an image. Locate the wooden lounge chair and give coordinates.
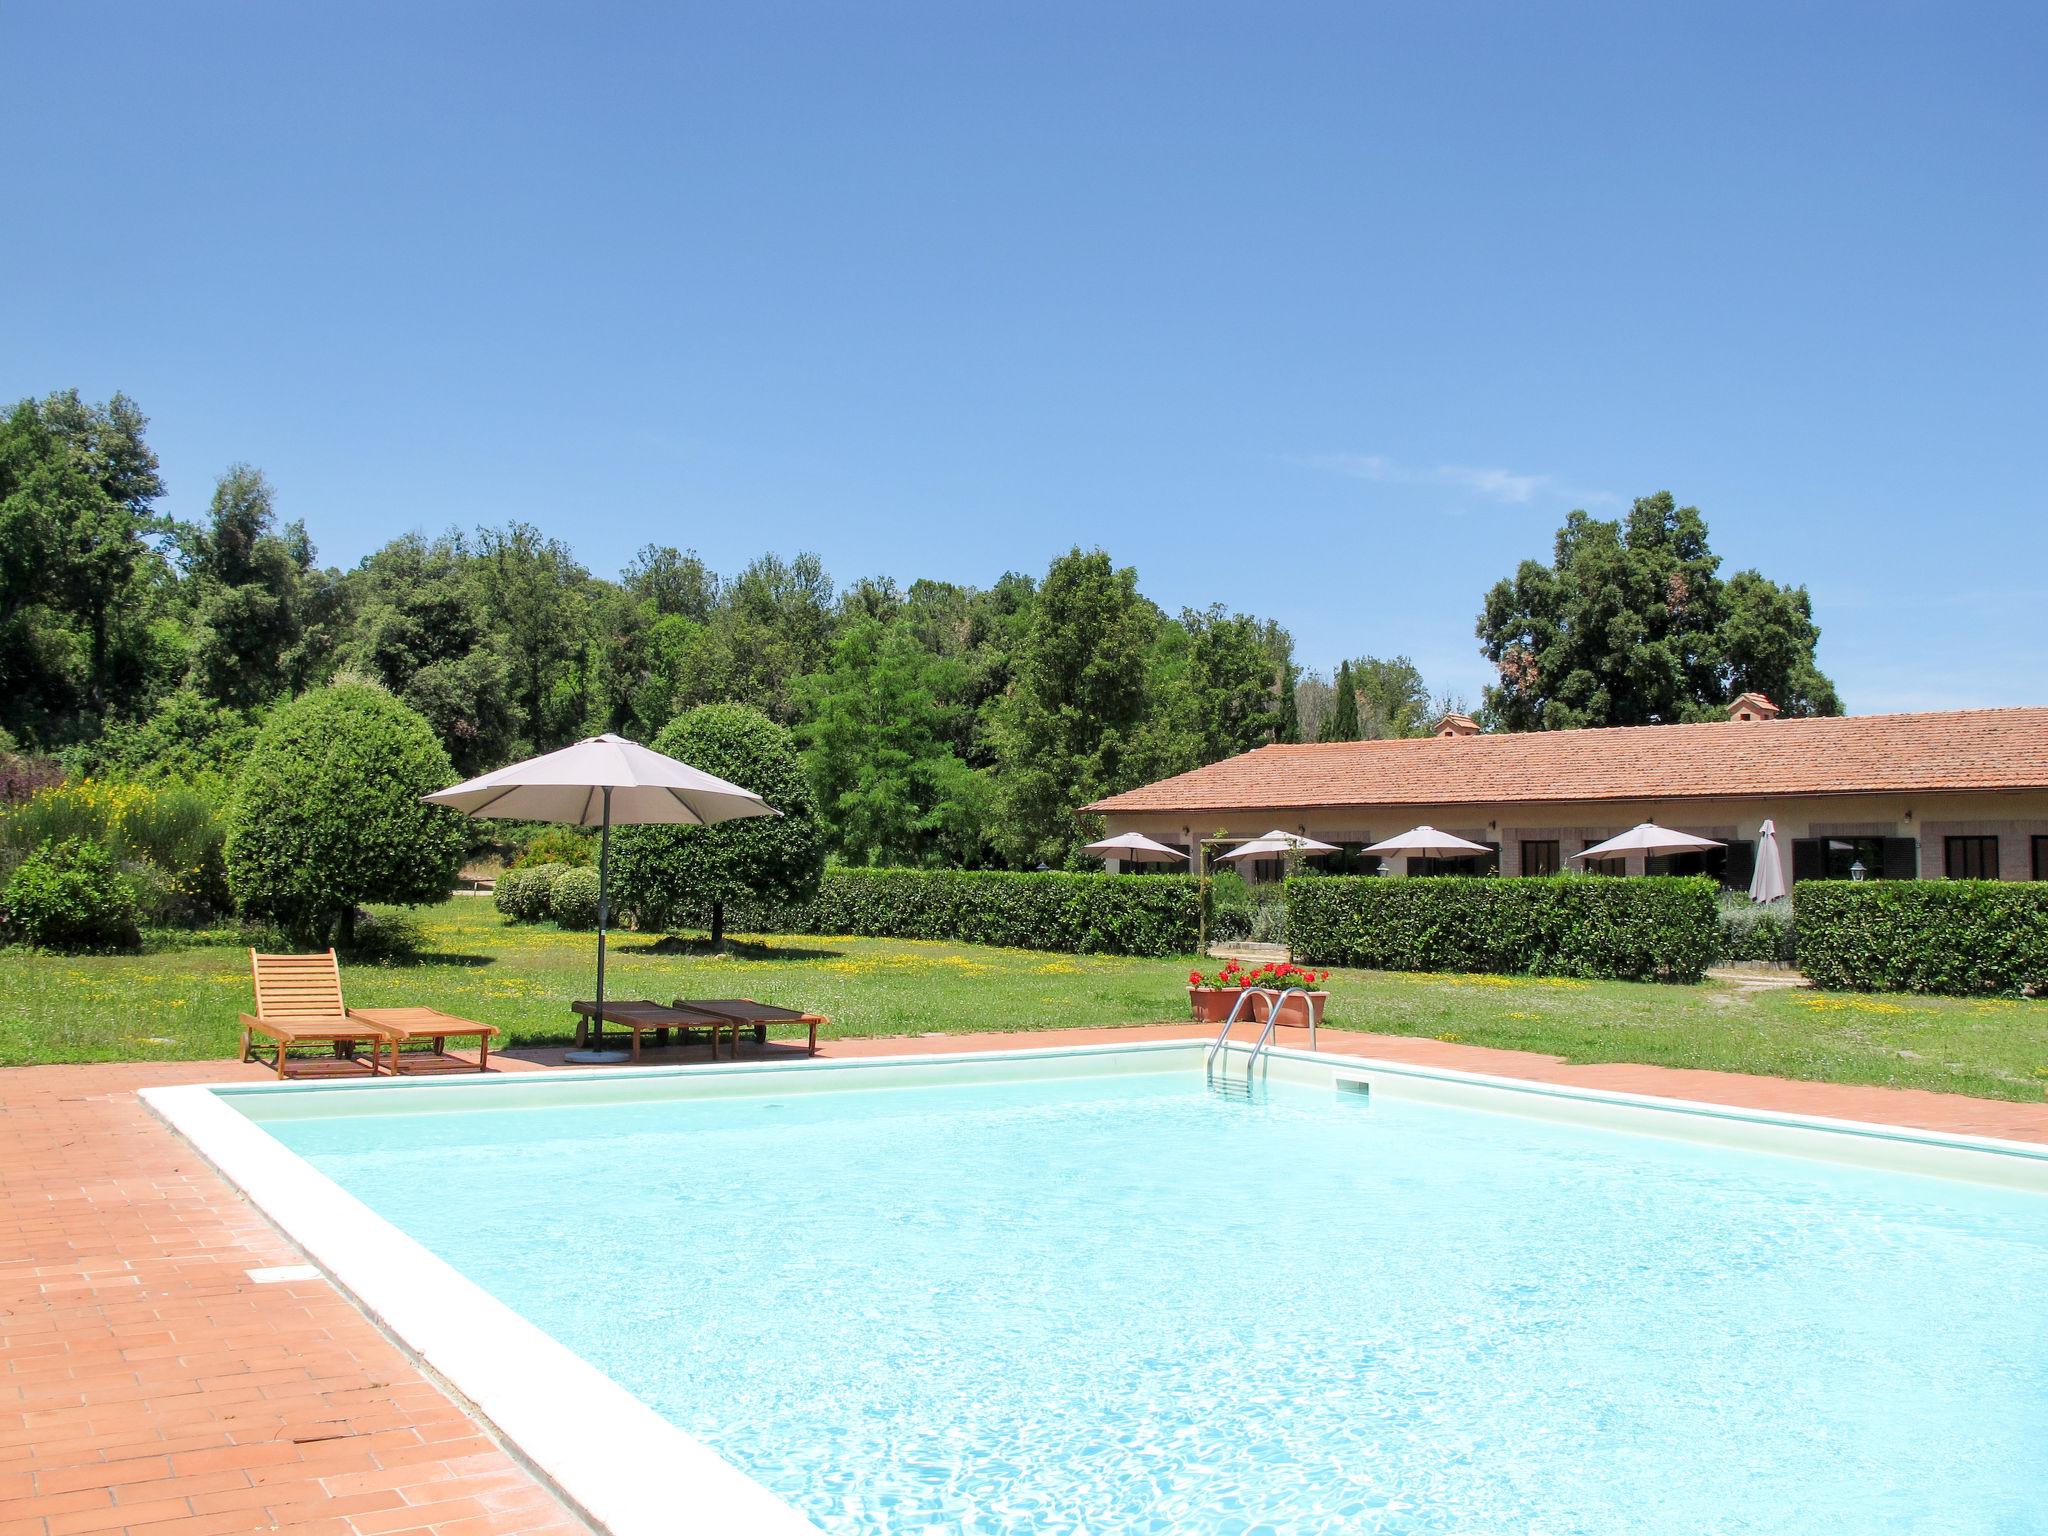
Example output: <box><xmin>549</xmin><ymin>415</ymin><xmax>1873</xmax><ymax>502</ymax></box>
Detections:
<box><xmin>676</xmin><ymin>998</ymin><xmax>825</xmax><ymax>1058</ymax></box>
<box><xmin>240</xmin><ymin>950</ymin><xmax>398</xmax><ymax>1079</ymax></box>
<box><xmin>569</xmin><ymin>999</ymin><xmax>737</xmax><ymax>1062</ymax></box>
<box><xmin>347</xmin><ymin>1006</ymin><xmax>499</xmax><ymax>1076</ymax></box>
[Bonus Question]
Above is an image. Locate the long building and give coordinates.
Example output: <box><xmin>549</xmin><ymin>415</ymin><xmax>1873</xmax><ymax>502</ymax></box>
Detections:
<box><xmin>1082</xmin><ymin>695</ymin><xmax>2048</xmax><ymax>887</ymax></box>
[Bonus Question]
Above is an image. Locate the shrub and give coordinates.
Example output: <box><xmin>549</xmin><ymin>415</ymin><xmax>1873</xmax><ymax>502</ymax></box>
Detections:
<box><xmin>348</xmin><ymin>909</ymin><xmax>426</xmax><ymax>961</ymax></box>
<box><xmin>1718</xmin><ymin>892</ymin><xmax>1796</xmax><ymax>964</ymax></box>
<box><xmin>611</xmin><ymin>704</ymin><xmax>825</xmax><ymax>946</ymax></box>
<box><xmin>549</xmin><ymin>866</ymin><xmax>603</xmax><ymax>928</ymax></box>
<box><xmin>2</xmin><ymin>839</ymin><xmax>140</xmax><ymax>952</ymax></box>
<box><xmin>2</xmin><ymin>779</ymin><xmax>230</xmax><ymax>924</ymax></box>
<box><xmin>498</xmin><ymin>862</ymin><xmax>567</xmax><ymax>922</ymax></box>
<box><xmin>512</xmin><ymin>826</ymin><xmax>596</xmax><ymax>869</ymax></box>
<box><xmin>224</xmin><ymin>683</ymin><xmax>467</xmax><ymax>946</ymax></box>
<box><xmin>1207</xmin><ymin>868</ymin><xmax>1255</xmax><ymax>941</ymax></box>
<box><xmin>729</xmin><ymin>867</ymin><xmax>1201</xmax><ymax>957</ymax></box>
<box><xmin>1286</xmin><ymin>875</ymin><xmax>1720</xmax><ymax>983</ymax></box>
<box><xmin>1795</xmin><ymin>880</ymin><xmax>2048</xmax><ymax>997</ymax></box>
<box><xmin>492</xmin><ymin>865</ymin><xmax>531</xmax><ymax>920</ymax></box>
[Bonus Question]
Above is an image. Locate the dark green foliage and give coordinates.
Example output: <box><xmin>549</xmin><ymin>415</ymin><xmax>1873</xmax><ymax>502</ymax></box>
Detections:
<box><xmin>610</xmin><ymin>704</ymin><xmax>825</xmax><ymax>945</ymax></box>
<box><xmin>3</xmin><ymin>839</ymin><xmax>140</xmax><ymax>952</ymax></box>
<box><xmin>1288</xmin><ymin>875</ymin><xmax>1720</xmax><ymax>983</ymax></box>
<box><xmin>1718</xmin><ymin>893</ymin><xmax>1796</xmax><ymax>964</ymax></box>
<box><xmin>1</xmin><ymin>779</ymin><xmax>230</xmax><ymax>925</ymax></box>
<box><xmin>224</xmin><ymin>683</ymin><xmax>467</xmax><ymax>946</ymax></box>
<box><xmin>736</xmin><ymin>867</ymin><xmax>1200</xmax><ymax>957</ymax></box>
<box><xmin>180</xmin><ymin>466</ymin><xmax>335</xmax><ymax>708</ymax></box>
<box><xmin>1477</xmin><ymin>493</ymin><xmax>1840</xmax><ymax>729</ymax></box>
<box><xmin>1796</xmin><ymin>881</ymin><xmax>2048</xmax><ymax>997</ymax></box>
<box><xmin>1319</xmin><ymin>659</ymin><xmax>1360</xmax><ymax>741</ymax></box>
<box><xmin>549</xmin><ymin>866</ymin><xmax>602</xmax><ymax>928</ymax></box>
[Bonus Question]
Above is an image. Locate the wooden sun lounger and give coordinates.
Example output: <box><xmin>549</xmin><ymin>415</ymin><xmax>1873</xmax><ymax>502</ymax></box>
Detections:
<box><xmin>569</xmin><ymin>999</ymin><xmax>737</xmax><ymax>1062</ymax></box>
<box><xmin>240</xmin><ymin>950</ymin><xmax>398</xmax><ymax>1079</ymax></box>
<box><xmin>676</xmin><ymin>998</ymin><xmax>825</xmax><ymax>1057</ymax></box>
<box><xmin>347</xmin><ymin>1007</ymin><xmax>499</xmax><ymax>1076</ymax></box>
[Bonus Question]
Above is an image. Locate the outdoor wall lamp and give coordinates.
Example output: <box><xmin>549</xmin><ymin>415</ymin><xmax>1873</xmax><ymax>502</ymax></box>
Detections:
<box><xmin>1850</xmin><ymin>860</ymin><xmax>1868</xmax><ymax>881</ymax></box>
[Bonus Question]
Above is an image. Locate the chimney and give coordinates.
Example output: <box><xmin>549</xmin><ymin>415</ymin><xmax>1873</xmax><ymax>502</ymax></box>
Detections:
<box><xmin>1434</xmin><ymin>712</ymin><xmax>1481</xmax><ymax>737</ymax></box>
<box><xmin>1727</xmin><ymin>692</ymin><xmax>1780</xmax><ymax>723</ymax></box>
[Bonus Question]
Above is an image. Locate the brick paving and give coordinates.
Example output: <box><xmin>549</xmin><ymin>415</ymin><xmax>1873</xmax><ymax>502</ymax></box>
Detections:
<box><xmin>5</xmin><ymin>1023</ymin><xmax>2044</xmax><ymax>1535</ymax></box>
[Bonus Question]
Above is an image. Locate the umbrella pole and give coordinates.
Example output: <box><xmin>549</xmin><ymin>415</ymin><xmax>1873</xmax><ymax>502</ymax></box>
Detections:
<box><xmin>565</xmin><ymin>787</ymin><xmax>629</xmax><ymax>1065</ymax></box>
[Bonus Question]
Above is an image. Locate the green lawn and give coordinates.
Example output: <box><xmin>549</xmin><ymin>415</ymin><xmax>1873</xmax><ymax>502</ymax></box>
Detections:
<box><xmin>2</xmin><ymin>897</ymin><xmax>2044</xmax><ymax>1102</ymax></box>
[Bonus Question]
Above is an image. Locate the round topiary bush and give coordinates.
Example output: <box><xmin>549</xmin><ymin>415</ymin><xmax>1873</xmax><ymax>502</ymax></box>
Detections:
<box><xmin>506</xmin><ymin>862</ymin><xmax>567</xmax><ymax>922</ymax></box>
<box><xmin>549</xmin><ymin>866</ymin><xmax>602</xmax><ymax>928</ymax></box>
<box><xmin>492</xmin><ymin>866</ymin><xmax>530</xmax><ymax>920</ymax></box>
<box><xmin>610</xmin><ymin>703</ymin><xmax>825</xmax><ymax>946</ymax></box>
<box><xmin>224</xmin><ymin>682</ymin><xmax>467</xmax><ymax>947</ymax></box>
<box><xmin>2</xmin><ymin>838</ymin><xmax>141</xmax><ymax>952</ymax></box>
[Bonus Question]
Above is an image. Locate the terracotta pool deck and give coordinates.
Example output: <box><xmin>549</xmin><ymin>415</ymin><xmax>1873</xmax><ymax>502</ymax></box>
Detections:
<box><xmin>6</xmin><ymin>1024</ymin><xmax>2045</xmax><ymax>1536</ymax></box>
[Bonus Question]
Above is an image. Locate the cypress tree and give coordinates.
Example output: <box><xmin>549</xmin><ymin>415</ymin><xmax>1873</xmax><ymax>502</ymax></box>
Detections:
<box><xmin>1320</xmin><ymin>660</ymin><xmax>1360</xmax><ymax>742</ymax></box>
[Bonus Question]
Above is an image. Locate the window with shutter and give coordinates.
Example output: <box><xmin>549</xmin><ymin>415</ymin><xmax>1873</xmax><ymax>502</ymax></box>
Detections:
<box><xmin>1945</xmin><ymin>836</ymin><xmax>1998</xmax><ymax>880</ymax></box>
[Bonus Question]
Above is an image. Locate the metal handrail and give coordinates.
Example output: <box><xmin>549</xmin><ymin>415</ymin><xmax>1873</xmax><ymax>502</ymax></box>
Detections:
<box><xmin>1206</xmin><ymin>985</ymin><xmax>1310</xmax><ymax>1084</ymax></box>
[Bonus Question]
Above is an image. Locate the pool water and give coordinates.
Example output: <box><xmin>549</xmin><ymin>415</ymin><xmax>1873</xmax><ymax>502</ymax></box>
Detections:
<box><xmin>260</xmin><ymin>1066</ymin><xmax>2048</xmax><ymax>1535</ymax></box>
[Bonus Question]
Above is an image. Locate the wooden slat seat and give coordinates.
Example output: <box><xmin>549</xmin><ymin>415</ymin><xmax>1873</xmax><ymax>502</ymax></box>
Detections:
<box><xmin>569</xmin><ymin>999</ymin><xmax>736</xmax><ymax>1062</ymax></box>
<box><xmin>241</xmin><ymin>950</ymin><xmax>398</xmax><ymax>1079</ymax></box>
<box><xmin>677</xmin><ymin>998</ymin><xmax>825</xmax><ymax>1057</ymax></box>
<box><xmin>347</xmin><ymin>1006</ymin><xmax>500</xmax><ymax>1075</ymax></box>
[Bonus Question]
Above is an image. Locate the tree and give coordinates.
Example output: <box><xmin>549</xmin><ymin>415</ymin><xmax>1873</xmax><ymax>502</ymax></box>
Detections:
<box><xmin>472</xmin><ymin>522</ymin><xmax>593</xmax><ymax>751</ymax></box>
<box><xmin>224</xmin><ymin>682</ymin><xmax>467</xmax><ymax>945</ymax></box>
<box><xmin>802</xmin><ymin>619</ymin><xmax>991</xmax><ymax>867</ymax></box>
<box><xmin>609</xmin><ymin>703</ymin><xmax>825</xmax><ymax>946</ymax></box>
<box><xmin>1476</xmin><ymin>492</ymin><xmax>1840</xmax><ymax>729</ymax></box>
<box><xmin>336</xmin><ymin>534</ymin><xmax>518</xmax><ymax>775</ymax></box>
<box><xmin>1350</xmin><ymin>655</ymin><xmax>1433</xmax><ymax>738</ymax></box>
<box><xmin>1319</xmin><ymin>660</ymin><xmax>1360</xmax><ymax>741</ymax></box>
<box><xmin>182</xmin><ymin>465</ymin><xmax>323</xmax><ymax>709</ymax></box>
<box><xmin>621</xmin><ymin>544</ymin><xmax>718</xmax><ymax>621</ymax></box>
<box><xmin>988</xmin><ymin>548</ymin><xmax>1158</xmax><ymax>866</ymax></box>
<box><xmin>0</xmin><ymin>391</ymin><xmax>169</xmax><ymax>743</ymax></box>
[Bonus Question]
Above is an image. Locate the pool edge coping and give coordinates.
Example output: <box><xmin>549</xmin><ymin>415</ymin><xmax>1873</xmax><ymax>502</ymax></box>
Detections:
<box><xmin>140</xmin><ymin>1079</ymin><xmax>826</xmax><ymax>1536</ymax></box>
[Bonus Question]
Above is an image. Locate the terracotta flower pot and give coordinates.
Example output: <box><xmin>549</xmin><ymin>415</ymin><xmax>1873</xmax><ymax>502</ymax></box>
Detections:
<box><xmin>1187</xmin><ymin>986</ymin><xmax>1329</xmax><ymax>1027</ymax></box>
<box><xmin>1188</xmin><ymin>985</ymin><xmax>1246</xmax><ymax>1024</ymax></box>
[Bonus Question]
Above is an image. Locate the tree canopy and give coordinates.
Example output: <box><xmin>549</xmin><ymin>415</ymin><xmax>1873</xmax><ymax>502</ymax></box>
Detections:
<box><xmin>6</xmin><ymin>391</ymin><xmax>1849</xmax><ymax>878</ymax></box>
<box><xmin>1476</xmin><ymin>493</ymin><xmax>1841</xmax><ymax>729</ymax></box>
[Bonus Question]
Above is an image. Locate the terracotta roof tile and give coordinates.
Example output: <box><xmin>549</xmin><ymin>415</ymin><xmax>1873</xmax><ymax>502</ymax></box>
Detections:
<box><xmin>1083</xmin><ymin>707</ymin><xmax>2048</xmax><ymax>814</ymax></box>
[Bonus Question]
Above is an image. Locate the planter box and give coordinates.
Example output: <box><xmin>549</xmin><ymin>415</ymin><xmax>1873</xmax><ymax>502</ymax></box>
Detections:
<box><xmin>1188</xmin><ymin>986</ymin><xmax>1327</xmax><ymax>1027</ymax></box>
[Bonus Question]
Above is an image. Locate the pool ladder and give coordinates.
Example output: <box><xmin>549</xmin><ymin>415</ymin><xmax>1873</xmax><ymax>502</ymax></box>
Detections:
<box><xmin>1204</xmin><ymin>986</ymin><xmax>1311</xmax><ymax>1097</ymax></box>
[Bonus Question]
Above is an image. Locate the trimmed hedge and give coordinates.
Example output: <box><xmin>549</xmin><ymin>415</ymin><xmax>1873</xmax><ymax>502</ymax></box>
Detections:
<box><xmin>720</xmin><ymin>867</ymin><xmax>1201</xmax><ymax>957</ymax></box>
<box><xmin>549</xmin><ymin>866</ymin><xmax>602</xmax><ymax>929</ymax></box>
<box><xmin>1795</xmin><ymin>880</ymin><xmax>2048</xmax><ymax>997</ymax></box>
<box><xmin>1287</xmin><ymin>874</ymin><xmax>1720</xmax><ymax>983</ymax></box>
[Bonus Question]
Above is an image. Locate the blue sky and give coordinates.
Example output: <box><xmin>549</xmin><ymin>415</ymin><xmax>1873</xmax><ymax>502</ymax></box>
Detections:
<box><xmin>5</xmin><ymin>2</ymin><xmax>2042</xmax><ymax>712</ymax></box>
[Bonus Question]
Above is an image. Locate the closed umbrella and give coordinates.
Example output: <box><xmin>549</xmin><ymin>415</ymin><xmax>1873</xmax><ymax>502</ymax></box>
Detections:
<box><xmin>1749</xmin><ymin>819</ymin><xmax>1788</xmax><ymax>903</ymax></box>
<box><xmin>1083</xmin><ymin>831</ymin><xmax>1190</xmax><ymax>866</ymax></box>
<box><xmin>1571</xmin><ymin>822</ymin><xmax>1725</xmax><ymax>863</ymax></box>
<box><xmin>425</xmin><ymin>734</ymin><xmax>778</xmax><ymax>1063</ymax></box>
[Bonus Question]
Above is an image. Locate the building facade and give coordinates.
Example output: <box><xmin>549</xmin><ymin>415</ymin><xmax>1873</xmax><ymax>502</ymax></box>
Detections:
<box><xmin>1082</xmin><ymin>699</ymin><xmax>2048</xmax><ymax>888</ymax></box>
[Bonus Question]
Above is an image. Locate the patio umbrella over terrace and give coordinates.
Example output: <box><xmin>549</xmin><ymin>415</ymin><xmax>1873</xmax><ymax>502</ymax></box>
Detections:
<box><xmin>1362</xmin><ymin>825</ymin><xmax>1493</xmax><ymax>858</ymax></box>
<box><xmin>1084</xmin><ymin>831</ymin><xmax>1190</xmax><ymax>866</ymax></box>
<box><xmin>1749</xmin><ymin>819</ymin><xmax>1788</xmax><ymax>903</ymax></box>
<box><xmin>1571</xmin><ymin>822</ymin><xmax>1726</xmax><ymax>864</ymax></box>
<box><xmin>1216</xmin><ymin>830</ymin><xmax>1340</xmax><ymax>861</ymax></box>
<box><xmin>424</xmin><ymin>734</ymin><xmax>779</xmax><ymax>1064</ymax></box>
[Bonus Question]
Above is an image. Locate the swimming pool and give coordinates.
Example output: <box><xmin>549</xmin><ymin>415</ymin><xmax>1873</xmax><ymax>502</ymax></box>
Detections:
<box><xmin>152</xmin><ymin>1044</ymin><xmax>2048</xmax><ymax>1535</ymax></box>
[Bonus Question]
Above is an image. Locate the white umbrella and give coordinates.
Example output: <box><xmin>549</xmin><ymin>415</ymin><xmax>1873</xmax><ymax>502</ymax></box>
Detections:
<box><xmin>425</xmin><ymin>734</ymin><xmax>778</xmax><ymax>1063</ymax></box>
<box><xmin>1362</xmin><ymin>825</ymin><xmax>1492</xmax><ymax>857</ymax></box>
<box><xmin>1571</xmin><ymin>822</ymin><xmax>1725</xmax><ymax>863</ymax></box>
<box><xmin>1083</xmin><ymin>831</ymin><xmax>1189</xmax><ymax>865</ymax></box>
<box><xmin>1749</xmin><ymin>819</ymin><xmax>1788</xmax><ymax>903</ymax></box>
<box><xmin>1216</xmin><ymin>830</ymin><xmax>1340</xmax><ymax>861</ymax></box>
